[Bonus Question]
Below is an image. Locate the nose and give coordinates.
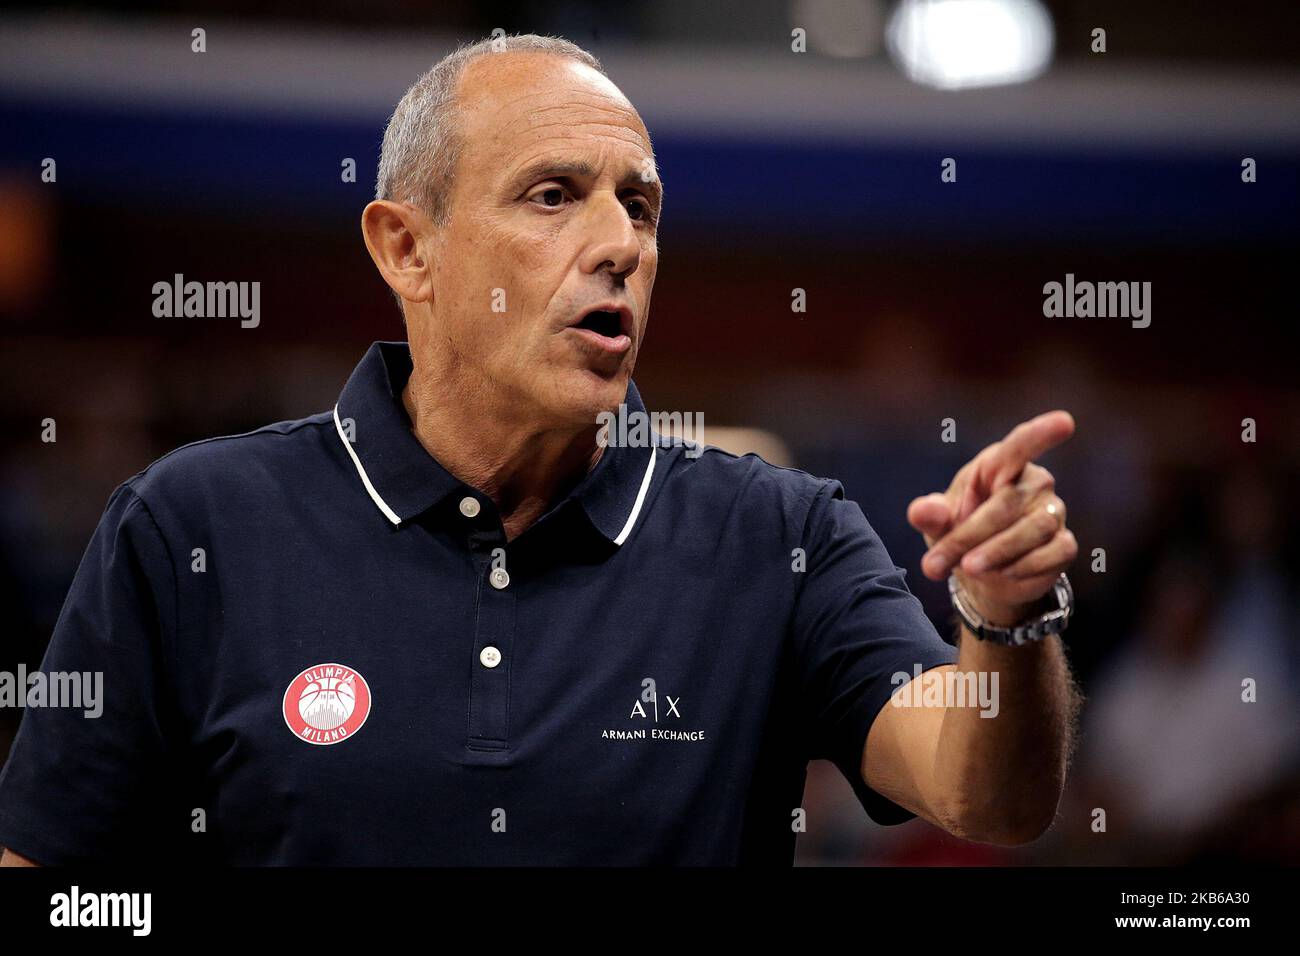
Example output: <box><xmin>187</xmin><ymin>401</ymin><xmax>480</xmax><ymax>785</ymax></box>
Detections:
<box><xmin>578</xmin><ymin>191</ymin><xmax>641</xmax><ymax>281</ymax></box>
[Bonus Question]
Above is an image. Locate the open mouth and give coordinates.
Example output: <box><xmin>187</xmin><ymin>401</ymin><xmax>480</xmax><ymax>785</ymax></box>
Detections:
<box><xmin>565</xmin><ymin>306</ymin><xmax>633</xmax><ymax>356</ymax></box>
<box><xmin>573</xmin><ymin>309</ymin><xmax>625</xmax><ymax>339</ymax></box>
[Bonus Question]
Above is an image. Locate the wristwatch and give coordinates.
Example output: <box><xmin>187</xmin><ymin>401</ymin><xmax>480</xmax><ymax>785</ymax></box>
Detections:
<box><xmin>948</xmin><ymin>572</ymin><xmax>1074</xmax><ymax>646</ymax></box>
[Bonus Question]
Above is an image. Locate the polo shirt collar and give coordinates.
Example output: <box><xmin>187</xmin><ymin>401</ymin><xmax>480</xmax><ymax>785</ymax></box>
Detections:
<box><xmin>334</xmin><ymin>341</ymin><xmax>656</xmax><ymax>545</ymax></box>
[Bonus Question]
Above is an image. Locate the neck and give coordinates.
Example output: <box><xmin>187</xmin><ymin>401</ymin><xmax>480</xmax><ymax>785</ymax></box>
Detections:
<box><xmin>401</xmin><ymin>366</ymin><xmax>604</xmax><ymax>542</ymax></box>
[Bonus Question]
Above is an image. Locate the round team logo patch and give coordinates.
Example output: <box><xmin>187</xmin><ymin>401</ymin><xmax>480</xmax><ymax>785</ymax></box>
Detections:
<box><xmin>282</xmin><ymin>663</ymin><xmax>372</xmax><ymax>746</ymax></box>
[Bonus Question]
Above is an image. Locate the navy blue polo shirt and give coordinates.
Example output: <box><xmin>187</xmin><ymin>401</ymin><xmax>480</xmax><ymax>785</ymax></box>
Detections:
<box><xmin>0</xmin><ymin>341</ymin><xmax>958</xmax><ymax>865</ymax></box>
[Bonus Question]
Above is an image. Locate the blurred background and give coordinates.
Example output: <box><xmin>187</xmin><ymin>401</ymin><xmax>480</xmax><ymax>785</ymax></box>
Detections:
<box><xmin>1</xmin><ymin>0</ymin><xmax>1298</xmax><ymax>866</ymax></box>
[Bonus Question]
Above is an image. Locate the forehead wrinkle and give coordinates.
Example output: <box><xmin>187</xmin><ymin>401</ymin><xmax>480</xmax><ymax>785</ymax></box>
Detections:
<box><xmin>511</xmin><ymin>96</ymin><xmax>635</xmax><ymax>119</ymax></box>
<box><xmin>488</xmin><ymin>119</ymin><xmax>654</xmax><ymax>181</ymax></box>
<box><xmin>471</xmin><ymin>76</ymin><xmax>645</xmax><ymax>130</ymax></box>
<box><xmin>504</xmin><ymin>133</ymin><xmax>654</xmax><ymax>184</ymax></box>
<box><xmin>493</xmin><ymin>83</ymin><xmax>630</xmax><ymax>112</ymax></box>
<box><xmin>496</xmin><ymin>103</ymin><xmax>649</xmax><ymax>148</ymax></box>
<box><xmin>504</xmin><ymin>121</ymin><xmax>650</xmax><ymax>153</ymax></box>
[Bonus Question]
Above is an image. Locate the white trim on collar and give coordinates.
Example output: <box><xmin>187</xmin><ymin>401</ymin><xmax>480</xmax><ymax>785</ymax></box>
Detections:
<box><xmin>333</xmin><ymin>402</ymin><xmax>656</xmax><ymax>539</ymax></box>
<box><xmin>613</xmin><ymin>445</ymin><xmax>657</xmax><ymax>546</ymax></box>
<box><xmin>334</xmin><ymin>404</ymin><xmax>401</xmax><ymax>525</ymax></box>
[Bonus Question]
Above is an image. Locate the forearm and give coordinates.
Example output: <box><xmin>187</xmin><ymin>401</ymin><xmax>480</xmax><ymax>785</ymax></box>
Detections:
<box><xmin>897</xmin><ymin>410</ymin><xmax>1082</xmax><ymax>844</ymax></box>
<box><xmin>929</xmin><ymin>626</ymin><xmax>1080</xmax><ymax>844</ymax></box>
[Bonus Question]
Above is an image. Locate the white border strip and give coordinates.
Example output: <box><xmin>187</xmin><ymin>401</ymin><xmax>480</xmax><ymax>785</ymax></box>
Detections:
<box><xmin>613</xmin><ymin>446</ymin><xmax>657</xmax><ymax>546</ymax></box>
<box><xmin>334</xmin><ymin>404</ymin><xmax>401</xmax><ymax>525</ymax></box>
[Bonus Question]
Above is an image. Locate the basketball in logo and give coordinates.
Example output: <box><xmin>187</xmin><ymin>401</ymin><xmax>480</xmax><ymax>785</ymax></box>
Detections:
<box><xmin>282</xmin><ymin>663</ymin><xmax>371</xmax><ymax>745</ymax></box>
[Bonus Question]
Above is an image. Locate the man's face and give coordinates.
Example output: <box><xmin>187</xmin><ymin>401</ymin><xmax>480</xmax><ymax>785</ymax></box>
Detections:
<box><xmin>416</xmin><ymin>52</ymin><xmax>661</xmax><ymax>426</ymax></box>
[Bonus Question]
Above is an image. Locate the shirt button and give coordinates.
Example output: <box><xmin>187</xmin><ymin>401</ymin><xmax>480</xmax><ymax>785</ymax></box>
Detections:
<box><xmin>489</xmin><ymin>567</ymin><xmax>510</xmax><ymax>590</ymax></box>
<box><xmin>479</xmin><ymin>646</ymin><xmax>502</xmax><ymax>668</ymax></box>
<box><xmin>458</xmin><ymin>496</ymin><xmax>480</xmax><ymax>518</ymax></box>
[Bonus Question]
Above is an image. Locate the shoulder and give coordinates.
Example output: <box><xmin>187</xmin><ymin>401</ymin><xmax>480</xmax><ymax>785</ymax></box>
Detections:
<box><xmin>659</xmin><ymin>438</ymin><xmax>835</xmax><ymax>496</ymax></box>
<box><xmin>654</xmin><ymin>437</ymin><xmax>844</xmax><ymax>536</ymax></box>
<box><xmin>123</xmin><ymin>410</ymin><xmax>337</xmax><ymax>514</ymax></box>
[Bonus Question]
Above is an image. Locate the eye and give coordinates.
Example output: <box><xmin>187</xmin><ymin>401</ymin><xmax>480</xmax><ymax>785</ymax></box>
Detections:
<box><xmin>623</xmin><ymin>196</ymin><xmax>658</xmax><ymax>226</ymax></box>
<box><xmin>528</xmin><ymin>186</ymin><xmax>568</xmax><ymax>209</ymax></box>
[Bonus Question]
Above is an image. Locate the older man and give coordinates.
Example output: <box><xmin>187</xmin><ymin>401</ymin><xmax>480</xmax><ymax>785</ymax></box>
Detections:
<box><xmin>0</xmin><ymin>34</ymin><xmax>1079</xmax><ymax>866</ymax></box>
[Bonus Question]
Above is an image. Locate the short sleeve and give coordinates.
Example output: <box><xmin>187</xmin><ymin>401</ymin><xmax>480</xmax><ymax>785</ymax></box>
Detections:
<box><xmin>792</xmin><ymin>480</ymin><xmax>958</xmax><ymax>825</ymax></box>
<box><xmin>0</xmin><ymin>483</ymin><xmax>179</xmax><ymax>864</ymax></box>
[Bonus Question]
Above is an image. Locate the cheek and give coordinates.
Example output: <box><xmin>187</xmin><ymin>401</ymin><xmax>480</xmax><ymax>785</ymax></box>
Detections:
<box><xmin>487</xmin><ymin>222</ymin><xmax>567</xmax><ymax>314</ymax></box>
<box><xmin>639</xmin><ymin>246</ymin><xmax>658</xmax><ymax>287</ymax></box>
<box><xmin>635</xmin><ymin>250</ymin><xmax>658</xmax><ymax>311</ymax></box>
<box><xmin>439</xmin><ymin>225</ymin><xmax>536</xmax><ymax>326</ymax></box>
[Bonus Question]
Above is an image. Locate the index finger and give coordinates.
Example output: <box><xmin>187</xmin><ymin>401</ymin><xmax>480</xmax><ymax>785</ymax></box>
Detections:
<box><xmin>984</xmin><ymin>410</ymin><xmax>1075</xmax><ymax>491</ymax></box>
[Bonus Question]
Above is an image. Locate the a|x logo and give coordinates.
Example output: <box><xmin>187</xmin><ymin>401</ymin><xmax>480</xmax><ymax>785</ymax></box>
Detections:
<box><xmin>632</xmin><ymin>681</ymin><xmax>683</xmax><ymax>722</ymax></box>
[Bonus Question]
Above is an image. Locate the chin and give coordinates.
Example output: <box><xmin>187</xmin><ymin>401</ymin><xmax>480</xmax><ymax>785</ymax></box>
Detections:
<box><xmin>545</xmin><ymin>366</ymin><xmax>630</xmax><ymax>427</ymax></box>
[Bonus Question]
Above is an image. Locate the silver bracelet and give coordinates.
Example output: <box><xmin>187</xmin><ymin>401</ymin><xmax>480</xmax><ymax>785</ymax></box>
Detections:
<box><xmin>948</xmin><ymin>572</ymin><xmax>1074</xmax><ymax>646</ymax></box>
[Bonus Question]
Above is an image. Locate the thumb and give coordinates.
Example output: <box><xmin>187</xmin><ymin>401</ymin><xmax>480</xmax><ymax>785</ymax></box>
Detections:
<box><xmin>907</xmin><ymin>493</ymin><xmax>953</xmax><ymax>546</ymax></box>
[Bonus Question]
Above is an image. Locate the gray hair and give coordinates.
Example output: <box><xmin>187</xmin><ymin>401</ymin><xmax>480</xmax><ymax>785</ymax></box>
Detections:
<box><xmin>375</xmin><ymin>34</ymin><xmax>606</xmax><ymax>225</ymax></box>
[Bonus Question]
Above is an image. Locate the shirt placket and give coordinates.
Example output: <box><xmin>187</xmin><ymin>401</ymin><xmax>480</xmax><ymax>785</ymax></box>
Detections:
<box><xmin>462</xmin><ymin>499</ymin><xmax>515</xmax><ymax>755</ymax></box>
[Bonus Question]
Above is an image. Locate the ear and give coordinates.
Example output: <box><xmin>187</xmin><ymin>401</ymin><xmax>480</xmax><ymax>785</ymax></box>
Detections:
<box><xmin>360</xmin><ymin>200</ymin><xmax>435</xmax><ymax>304</ymax></box>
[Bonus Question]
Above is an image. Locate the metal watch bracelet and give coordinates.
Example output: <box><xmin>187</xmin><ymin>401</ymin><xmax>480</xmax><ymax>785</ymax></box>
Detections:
<box><xmin>948</xmin><ymin>572</ymin><xmax>1074</xmax><ymax>646</ymax></box>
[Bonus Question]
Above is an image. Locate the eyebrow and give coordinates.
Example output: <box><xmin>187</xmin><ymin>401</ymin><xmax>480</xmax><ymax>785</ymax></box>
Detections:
<box><xmin>507</xmin><ymin>159</ymin><xmax>664</xmax><ymax>207</ymax></box>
